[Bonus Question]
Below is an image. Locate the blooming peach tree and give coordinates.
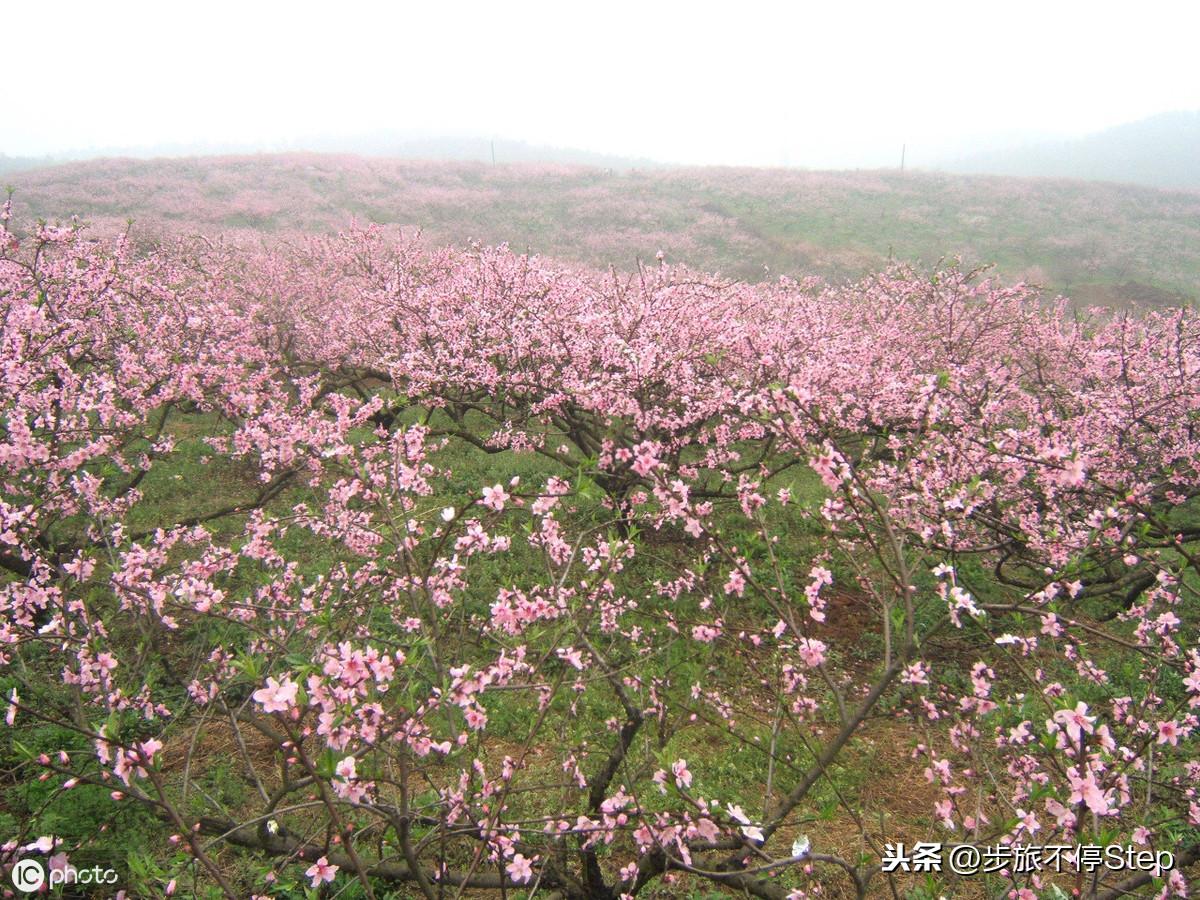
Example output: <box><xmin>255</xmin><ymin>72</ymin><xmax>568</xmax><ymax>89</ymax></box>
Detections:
<box><xmin>0</xmin><ymin>213</ymin><xmax>1196</xmax><ymax>898</ymax></box>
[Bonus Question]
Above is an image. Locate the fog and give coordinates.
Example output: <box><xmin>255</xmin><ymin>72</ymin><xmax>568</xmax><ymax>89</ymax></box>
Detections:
<box><xmin>5</xmin><ymin>0</ymin><xmax>1200</xmax><ymax>170</ymax></box>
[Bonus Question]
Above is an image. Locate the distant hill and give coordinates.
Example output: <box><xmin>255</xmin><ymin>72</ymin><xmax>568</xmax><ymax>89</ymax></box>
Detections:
<box><xmin>0</xmin><ymin>155</ymin><xmax>60</xmax><ymax>176</ymax></box>
<box><xmin>942</xmin><ymin>110</ymin><xmax>1200</xmax><ymax>190</ymax></box>
<box><xmin>1</xmin><ymin>136</ymin><xmax>662</xmax><ymax>176</ymax></box>
<box><xmin>311</xmin><ymin>136</ymin><xmax>665</xmax><ymax>171</ymax></box>
<box><xmin>6</xmin><ymin>153</ymin><xmax>1199</xmax><ymax>306</ymax></box>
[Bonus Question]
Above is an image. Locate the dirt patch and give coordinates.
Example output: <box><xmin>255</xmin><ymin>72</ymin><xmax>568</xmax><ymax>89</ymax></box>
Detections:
<box><xmin>159</xmin><ymin>712</ymin><xmax>281</xmax><ymax>782</ymax></box>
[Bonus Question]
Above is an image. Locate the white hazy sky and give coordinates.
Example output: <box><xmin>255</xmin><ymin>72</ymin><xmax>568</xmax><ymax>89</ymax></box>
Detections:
<box><xmin>5</xmin><ymin>0</ymin><xmax>1200</xmax><ymax>168</ymax></box>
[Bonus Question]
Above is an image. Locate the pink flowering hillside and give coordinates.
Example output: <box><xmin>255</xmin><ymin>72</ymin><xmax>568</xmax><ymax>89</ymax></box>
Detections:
<box><xmin>0</xmin><ymin>205</ymin><xmax>1197</xmax><ymax>898</ymax></box>
<box><xmin>8</xmin><ymin>154</ymin><xmax>1200</xmax><ymax>305</ymax></box>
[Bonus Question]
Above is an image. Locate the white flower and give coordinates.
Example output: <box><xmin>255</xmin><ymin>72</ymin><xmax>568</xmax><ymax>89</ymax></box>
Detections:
<box><xmin>726</xmin><ymin>804</ymin><xmax>765</xmax><ymax>843</ymax></box>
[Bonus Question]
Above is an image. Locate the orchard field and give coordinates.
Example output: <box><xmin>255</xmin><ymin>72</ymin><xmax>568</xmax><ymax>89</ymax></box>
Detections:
<box><xmin>0</xmin><ymin>162</ymin><xmax>1198</xmax><ymax>900</ymax></box>
<box><xmin>7</xmin><ymin>155</ymin><xmax>1200</xmax><ymax>305</ymax></box>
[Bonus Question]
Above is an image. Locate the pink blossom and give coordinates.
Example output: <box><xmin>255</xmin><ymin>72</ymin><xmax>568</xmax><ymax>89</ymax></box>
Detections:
<box><xmin>482</xmin><ymin>484</ymin><xmax>509</xmax><ymax>511</ymax></box>
<box><xmin>335</xmin><ymin>756</ymin><xmax>357</xmax><ymax>781</ymax></box>
<box><xmin>1066</xmin><ymin>766</ymin><xmax>1113</xmax><ymax>816</ymax></box>
<box><xmin>305</xmin><ymin>857</ymin><xmax>338</xmax><ymax>887</ymax></box>
<box><xmin>796</xmin><ymin>638</ymin><xmax>828</xmax><ymax>668</ymax></box>
<box><xmin>1156</xmin><ymin>720</ymin><xmax>1182</xmax><ymax>746</ymax></box>
<box><xmin>252</xmin><ymin>676</ymin><xmax>299</xmax><ymax>713</ymax></box>
<box><xmin>1051</xmin><ymin>701</ymin><xmax>1095</xmax><ymax>744</ymax></box>
<box><xmin>557</xmin><ymin>646</ymin><xmax>585</xmax><ymax>670</ymax></box>
<box><xmin>506</xmin><ymin>853</ymin><xmax>534</xmax><ymax>884</ymax></box>
<box><xmin>724</xmin><ymin>570</ymin><xmax>746</xmax><ymax>597</ymax></box>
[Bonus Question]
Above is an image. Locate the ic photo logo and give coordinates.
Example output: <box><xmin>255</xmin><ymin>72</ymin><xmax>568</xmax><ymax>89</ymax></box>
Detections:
<box><xmin>10</xmin><ymin>857</ymin><xmax>120</xmax><ymax>893</ymax></box>
<box><xmin>11</xmin><ymin>858</ymin><xmax>44</xmax><ymax>892</ymax></box>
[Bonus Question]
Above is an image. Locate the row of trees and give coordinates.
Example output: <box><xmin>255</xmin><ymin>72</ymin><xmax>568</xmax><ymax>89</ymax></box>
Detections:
<box><xmin>1</xmin><ymin>213</ymin><xmax>1196</xmax><ymax>897</ymax></box>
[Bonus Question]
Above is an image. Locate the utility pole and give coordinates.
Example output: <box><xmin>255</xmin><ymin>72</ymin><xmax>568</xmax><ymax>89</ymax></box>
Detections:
<box><xmin>491</xmin><ymin>140</ymin><xmax>496</xmax><ymax>167</ymax></box>
<box><xmin>900</xmin><ymin>144</ymin><xmax>906</xmax><ymax>172</ymax></box>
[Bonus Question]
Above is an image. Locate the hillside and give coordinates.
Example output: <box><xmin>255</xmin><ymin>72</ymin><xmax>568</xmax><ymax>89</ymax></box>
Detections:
<box><xmin>943</xmin><ymin>110</ymin><xmax>1200</xmax><ymax>191</ymax></box>
<box><xmin>8</xmin><ymin>153</ymin><xmax>1199</xmax><ymax>304</ymax></box>
<box><xmin>1</xmin><ymin>136</ymin><xmax>663</xmax><ymax>174</ymax></box>
<box><xmin>0</xmin><ymin>155</ymin><xmax>59</xmax><ymax>176</ymax></box>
